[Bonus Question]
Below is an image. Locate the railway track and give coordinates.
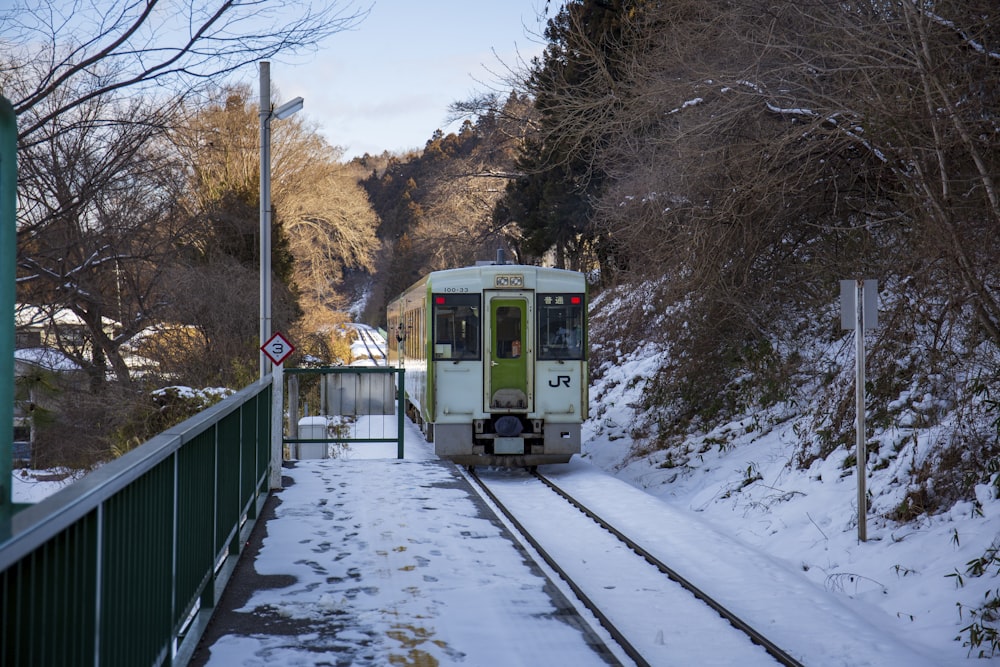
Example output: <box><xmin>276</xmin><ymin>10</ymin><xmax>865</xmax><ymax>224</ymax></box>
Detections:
<box><xmin>464</xmin><ymin>467</ymin><xmax>805</xmax><ymax>667</ymax></box>
<box><xmin>350</xmin><ymin>324</ymin><xmax>386</xmax><ymax>365</ymax></box>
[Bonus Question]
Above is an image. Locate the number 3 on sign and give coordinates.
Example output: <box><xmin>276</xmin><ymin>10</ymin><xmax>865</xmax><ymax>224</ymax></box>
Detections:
<box><xmin>262</xmin><ymin>332</ymin><xmax>295</xmax><ymax>366</ymax></box>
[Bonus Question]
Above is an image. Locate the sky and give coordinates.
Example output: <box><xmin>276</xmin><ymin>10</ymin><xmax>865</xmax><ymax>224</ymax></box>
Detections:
<box><xmin>269</xmin><ymin>0</ymin><xmax>552</xmax><ymax>159</ymax></box>
<box><xmin>0</xmin><ymin>0</ymin><xmax>551</xmax><ymax>158</ymax></box>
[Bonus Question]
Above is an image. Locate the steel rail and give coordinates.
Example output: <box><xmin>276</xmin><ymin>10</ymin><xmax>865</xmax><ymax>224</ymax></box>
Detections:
<box><xmin>344</xmin><ymin>323</ymin><xmax>383</xmax><ymax>366</ymax></box>
<box><xmin>465</xmin><ymin>468</ymin><xmax>646</xmax><ymax>667</ymax></box>
<box><xmin>355</xmin><ymin>327</ymin><xmax>383</xmax><ymax>366</ymax></box>
<box><xmin>534</xmin><ymin>471</ymin><xmax>805</xmax><ymax>667</ymax></box>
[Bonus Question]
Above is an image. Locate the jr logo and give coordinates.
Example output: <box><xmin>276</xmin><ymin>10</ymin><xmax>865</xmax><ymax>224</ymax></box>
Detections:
<box><xmin>548</xmin><ymin>375</ymin><xmax>571</xmax><ymax>388</ymax></box>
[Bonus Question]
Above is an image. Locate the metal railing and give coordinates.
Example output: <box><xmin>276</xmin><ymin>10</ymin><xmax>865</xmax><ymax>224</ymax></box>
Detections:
<box><xmin>283</xmin><ymin>366</ymin><xmax>406</xmax><ymax>459</ymax></box>
<box><xmin>0</xmin><ymin>378</ymin><xmax>273</xmax><ymax>667</ymax></box>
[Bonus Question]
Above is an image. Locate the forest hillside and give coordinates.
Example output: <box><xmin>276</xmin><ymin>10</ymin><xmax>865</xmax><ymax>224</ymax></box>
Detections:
<box><xmin>365</xmin><ymin>0</ymin><xmax>1000</xmax><ymax>525</ymax></box>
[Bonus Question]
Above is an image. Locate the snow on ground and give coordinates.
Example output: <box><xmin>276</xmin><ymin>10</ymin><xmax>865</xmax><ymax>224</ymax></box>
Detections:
<box><xmin>545</xmin><ymin>461</ymin><xmax>944</xmax><ymax>666</ymax></box>
<box><xmin>190</xmin><ymin>409</ymin><xmax>961</xmax><ymax>666</ymax></box>
<box><xmin>14</xmin><ymin>347</ymin><xmax>82</xmax><ymax>371</ymax></box>
<box><xmin>10</xmin><ymin>468</ymin><xmax>82</xmax><ymax>503</ymax></box>
<box><xmin>583</xmin><ymin>341</ymin><xmax>1000</xmax><ymax>664</ymax></box>
<box><xmin>198</xmin><ymin>444</ymin><xmax>620</xmax><ymax>667</ymax></box>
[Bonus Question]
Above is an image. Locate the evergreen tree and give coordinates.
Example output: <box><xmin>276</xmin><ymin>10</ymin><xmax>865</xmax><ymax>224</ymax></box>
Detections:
<box><xmin>500</xmin><ymin>0</ymin><xmax>646</xmax><ymax>271</ymax></box>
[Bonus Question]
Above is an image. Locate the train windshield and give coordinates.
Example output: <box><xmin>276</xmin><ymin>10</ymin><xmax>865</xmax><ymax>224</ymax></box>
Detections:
<box><xmin>432</xmin><ymin>293</ymin><xmax>481</xmax><ymax>360</ymax></box>
<box><xmin>537</xmin><ymin>294</ymin><xmax>586</xmax><ymax>360</ymax></box>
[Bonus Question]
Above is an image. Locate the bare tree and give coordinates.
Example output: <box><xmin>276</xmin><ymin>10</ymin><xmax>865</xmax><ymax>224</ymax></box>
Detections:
<box><xmin>271</xmin><ymin>119</ymin><xmax>381</xmax><ymax>315</ymax></box>
<box><xmin>435</xmin><ymin>93</ymin><xmax>541</xmax><ymax>264</ymax></box>
<box><xmin>169</xmin><ymin>85</ymin><xmax>380</xmax><ymax>374</ymax></box>
<box><xmin>552</xmin><ymin>0</ymin><xmax>1000</xmax><ymax>341</ymax></box>
<box><xmin>7</xmin><ymin>1</ymin><xmax>371</xmax><ymax>378</ymax></box>
<box><xmin>524</xmin><ymin>0</ymin><xmax>1000</xmax><ymax>453</ymax></box>
<box><xmin>1</xmin><ymin>0</ymin><xmax>369</xmax><ymax>141</ymax></box>
<box><xmin>4</xmin><ymin>0</ymin><xmax>370</xmax><ymax>459</ymax></box>
<box><xmin>408</xmin><ymin>123</ymin><xmax>523</xmax><ymax>270</ymax></box>
<box><xmin>16</xmin><ymin>90</ymin><xmax>189</xmax><ymax>387</ymax></box>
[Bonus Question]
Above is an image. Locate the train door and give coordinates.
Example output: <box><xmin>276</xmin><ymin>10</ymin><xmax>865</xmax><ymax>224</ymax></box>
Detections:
<box><xmin>486</xmin><ymin>294</ymin><xmax>532</xmax><ymax>411</ymax></box>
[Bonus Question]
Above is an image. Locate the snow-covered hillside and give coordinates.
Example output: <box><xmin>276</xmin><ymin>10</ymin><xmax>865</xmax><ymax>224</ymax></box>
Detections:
<box><xmin>582</xmin><ymin>300</ymin><xmax>1000</xmax><ymax>662</ymax></box>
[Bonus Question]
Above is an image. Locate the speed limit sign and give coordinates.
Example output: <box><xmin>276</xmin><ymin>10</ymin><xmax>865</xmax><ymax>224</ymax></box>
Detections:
<box><xmin>261</xmin><ymin>331</ymin><xmax>294</xmax><ymax>366</ymax></box>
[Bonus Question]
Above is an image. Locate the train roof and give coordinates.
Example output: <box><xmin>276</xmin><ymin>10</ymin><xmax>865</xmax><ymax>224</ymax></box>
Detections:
<box><xmin>390</xmin><ymin>264</ymin><xmax>586</xmax><ymax>304</ymax></box>
<box><xmin>429</xmin><ymin>263</ymin><xmax>583</xmax><ymax>280</ymax></box>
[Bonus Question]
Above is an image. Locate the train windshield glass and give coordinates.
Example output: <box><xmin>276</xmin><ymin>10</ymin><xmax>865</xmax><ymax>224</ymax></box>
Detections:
<box><xmin>537</xmin><ymin>294</ymin><xmax>586</xmax><ymax>360</ymax></box>
<box><xmin>432</xmin><ymin>294</ymin><xmax>481</xmax><ymax>360</ymax></box>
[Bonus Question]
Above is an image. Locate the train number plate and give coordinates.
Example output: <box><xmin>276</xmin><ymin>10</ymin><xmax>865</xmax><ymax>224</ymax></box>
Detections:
<box><xmin>494</xmin><ymin>437</ymin><xmax>524</xmax><ymax>454</ymax></box>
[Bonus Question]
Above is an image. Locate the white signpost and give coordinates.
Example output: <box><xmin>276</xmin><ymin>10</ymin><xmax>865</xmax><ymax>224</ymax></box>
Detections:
<box><xmin>841</xmin><ymin>279</ymin><xmax>878</xmax><ymax>542</ymax></box>
<box><xmin>261</xmin><ymin>332</ymin><xmax>294</xmax><ymax>489</ymax></box>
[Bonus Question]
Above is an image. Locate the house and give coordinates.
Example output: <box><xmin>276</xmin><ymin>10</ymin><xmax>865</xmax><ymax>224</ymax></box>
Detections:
<box><xmin>13</xmin><ymin>347</ymin><xmax>84</xmax><ymax>468</ymax></box>
<box><xmin>14</xmin><ymin>303</ymin><xmax>92</xmax><ymax>350</ymax></box>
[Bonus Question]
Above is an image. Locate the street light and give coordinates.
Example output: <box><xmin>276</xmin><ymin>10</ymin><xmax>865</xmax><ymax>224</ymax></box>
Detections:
<box><xmin>259</xmin><ymin>62</ymin><xmax>303</xmax><ymax>378</ymax></box>
<box><xmin>274</xmin><ymin>96</ymin><xmax>304</xmax><ymax>120</ymax></box>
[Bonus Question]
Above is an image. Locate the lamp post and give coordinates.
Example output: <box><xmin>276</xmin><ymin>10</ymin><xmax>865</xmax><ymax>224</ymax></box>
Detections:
<box><xmin>259</xmin><ymin>61</ymin><xmax>303</xmax><ymax>378</ymax></box>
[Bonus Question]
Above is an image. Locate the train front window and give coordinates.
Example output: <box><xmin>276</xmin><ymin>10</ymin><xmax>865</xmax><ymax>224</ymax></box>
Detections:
<box><xmin>432</xmin><ymin>294</ymin><xmax>480</xmax><ymax>360</ymax></box>
<box><xmin>537</xmin><ymin>294</ymin><xmax>586</xmax><ymax>360</ymax></box>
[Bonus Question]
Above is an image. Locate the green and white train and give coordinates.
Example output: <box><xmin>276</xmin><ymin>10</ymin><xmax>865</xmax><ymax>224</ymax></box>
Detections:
<box><xmin>387</xmin><ymin>261</ymin><xmax>588</xmax><ymax>468</ymax></box>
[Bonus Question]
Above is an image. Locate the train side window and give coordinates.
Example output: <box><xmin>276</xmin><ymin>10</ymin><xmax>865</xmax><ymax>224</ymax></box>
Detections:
<box><xmin>537</xmin><ymin>294</ymin><xmax>586</xmax><ymax>360</ymax></box>
<box><xmin>432</xmin><ymin>294</ymin><xmax>481</xmax><ymax>360</ymax></box>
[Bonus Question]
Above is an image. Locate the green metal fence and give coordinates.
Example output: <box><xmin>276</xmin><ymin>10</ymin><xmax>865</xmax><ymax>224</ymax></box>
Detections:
<box><xmin>0</xmin><ymin>378</ymin><xmax>273</xmax><ymax>667</ymax></box>
<box><xmin>283</xmin><ymin>366</ymin><xmax>406</xmax><ymax>459</ymax></box>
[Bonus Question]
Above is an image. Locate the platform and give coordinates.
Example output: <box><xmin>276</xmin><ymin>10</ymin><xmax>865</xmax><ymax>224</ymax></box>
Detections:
<box><xmin>188</xmin><ymin>458</ymin><xmax>620</xmax><ymax>666</ymax></box>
